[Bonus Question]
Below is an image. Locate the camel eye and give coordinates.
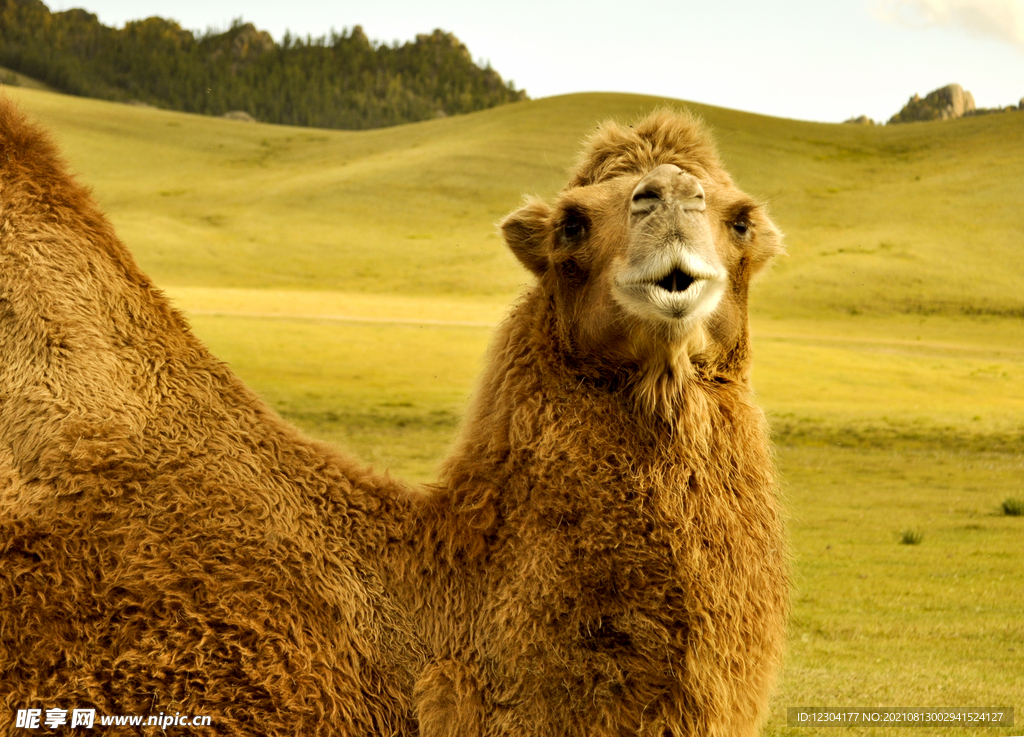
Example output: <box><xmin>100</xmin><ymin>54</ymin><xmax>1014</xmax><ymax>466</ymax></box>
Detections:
<box><xmin>559</xmin><ymin>209</ymin><xmax>588</xmax><ymax>245</ymax></box>
<box><xmin>732</xmin><ymin>221</ymin><xmax>750</xmax><ymax>238</ymax></box>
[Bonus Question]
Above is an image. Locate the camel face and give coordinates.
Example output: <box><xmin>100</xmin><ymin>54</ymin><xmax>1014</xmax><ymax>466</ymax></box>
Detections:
<box><xmin>501</xmin><ymin>111</ymin><xmax>783</xmax><ymax>402</ymax></box>
<box><xmin>615</xmin><ymin>163</ymin><xmax>726</xmax><ymax>328</ymax></box>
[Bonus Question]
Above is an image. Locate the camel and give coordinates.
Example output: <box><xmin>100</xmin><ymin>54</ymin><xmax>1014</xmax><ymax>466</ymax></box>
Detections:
<box><xmin>0</xmin><ymin>99</ymin><xmax>422</xmax><ymax>735</ymax></box>
<box><xmin>0</xmin><ymin>96</ymin><xmax>787</xmax><ymax>736</ymax></box>
<box><xmin>411</xmin><ymin>111</ymin><xmax>789</xmax><ymax>736</ymax></box>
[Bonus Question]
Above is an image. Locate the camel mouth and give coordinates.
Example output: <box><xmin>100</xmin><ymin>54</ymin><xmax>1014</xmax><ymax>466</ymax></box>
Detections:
<box><xmin>654</xmin><ymin>268</ymin><xmax>696</xmax><ymax>294</ymax></box>
<box><xmin>614</xmin><ymin>253</ymin><xmax>724</xmax><ymax>324</ymax></box>
<box><xmin>615</xmin><ymin>275</ymin><xmax>709</xmax><ymax>321</ymax></box>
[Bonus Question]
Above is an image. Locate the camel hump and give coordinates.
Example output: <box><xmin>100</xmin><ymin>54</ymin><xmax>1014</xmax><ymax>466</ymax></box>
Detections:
<box><xmin>0</xmin><ymin>99</ymin><xmax>379</xmax><ymax>506</ymax></box>
<box><xmin>0</xmin><ymin>97</ymin><xmax>211</xmax><ymax>491</ymax></box>
<box><xmin>0</xmin><ymin>95</ymin><xmax>164</xmax><ymax>301</ymax></box>
<box><xmin>0</xmin><ymin>96</ymin><xmax>71</xmax><ymax>185</ymax></box>
<box><xmin>0</xmin><ymin>95</ymin><xmax>177</xmax><ymax>328</ymax></box>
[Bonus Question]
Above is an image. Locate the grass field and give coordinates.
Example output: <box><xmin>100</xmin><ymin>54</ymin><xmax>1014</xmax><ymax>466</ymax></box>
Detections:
<box><xmin>4</xmin><ymin>85</ymin><xmax>1022</xmax><ymax>735</ymax></box>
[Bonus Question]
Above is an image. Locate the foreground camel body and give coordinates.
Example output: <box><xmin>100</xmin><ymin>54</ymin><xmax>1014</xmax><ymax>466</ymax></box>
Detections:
<box><xmin>0</xmin><ymin>98</ymin><xmax>787</xmax><ymax>736</ymax></box>
<box><xmin>416</xmin><ymin>112</ymin><xmax>789</xmax><ymax>736</ymax></box>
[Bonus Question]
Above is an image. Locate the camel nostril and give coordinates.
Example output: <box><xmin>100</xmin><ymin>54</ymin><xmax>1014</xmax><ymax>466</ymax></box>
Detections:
<box><xmin>632</xmin><ymin>166</ymin><xmax>704</xmax><ymax>213</ymax></box>
<box><xmin>632</xmin><ymin>183</ymin><xmax>662</xmax><ymax>203</ymax></box>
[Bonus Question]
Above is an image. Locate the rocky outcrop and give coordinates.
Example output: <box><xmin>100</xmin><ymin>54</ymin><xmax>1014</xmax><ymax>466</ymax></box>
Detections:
<box><xmin>222</xmin><ymin>110</ymin><xmax>256</xmax><ymax>122</ymax></box>
<box><xmin>889</xmin><ymin>84</ymin><xmax>975</xmax><ymax>124</ymax></box>
<box><xmin>843</xmin><ymin>115</ymin><xmax>875</xmax><ymax>125</ymax></box>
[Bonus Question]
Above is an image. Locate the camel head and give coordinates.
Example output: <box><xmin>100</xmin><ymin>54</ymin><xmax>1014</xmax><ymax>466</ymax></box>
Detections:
<box><xmin>500</xmin><ymin>110</ymin><xmax>783</xmax><ymax>415</ymax></box>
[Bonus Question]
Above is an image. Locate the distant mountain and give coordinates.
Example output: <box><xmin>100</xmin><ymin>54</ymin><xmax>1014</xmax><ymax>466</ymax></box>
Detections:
<box><xmin>0</xmin><ymin>0</ymin><xmax>527</xmax><ymax>129</ymax></box>
<box><xmin>888</xmin><ymin>83</ymin><xmax>1022</xmax><ymax>124</ymax></box>
<box><xmin>888</xmin><ymin>84</ymin><xmax>975</xmax><ymax>124</ymax></box>
<box><xmin>842</xmin><ymin>84</ymin><xmax>1024</xmax><ymax>126</ymax></box>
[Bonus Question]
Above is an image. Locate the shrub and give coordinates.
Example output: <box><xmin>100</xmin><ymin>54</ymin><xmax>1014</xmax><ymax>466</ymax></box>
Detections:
<box><xmin>1001</xmin><ymin>497</ymin><xmax>1024</xmax><ymax>517</ymax></box>
<box><xmin>899</xmin><ymin>529</ymin><xmax>924</xmax><ymax>545</ymax></box>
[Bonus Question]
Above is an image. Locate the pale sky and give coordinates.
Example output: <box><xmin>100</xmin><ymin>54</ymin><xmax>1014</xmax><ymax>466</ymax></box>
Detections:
<box><xmin>46</xmin><ymin>0</ymin><xmax>1024</xmax><ymax>123</ymax></box>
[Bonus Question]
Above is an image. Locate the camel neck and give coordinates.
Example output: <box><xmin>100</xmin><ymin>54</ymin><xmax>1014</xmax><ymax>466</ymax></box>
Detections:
<box><xmin>439</xmin><ymin>289</ymin><xmax>771</xmax><ymax>508</ymax></box>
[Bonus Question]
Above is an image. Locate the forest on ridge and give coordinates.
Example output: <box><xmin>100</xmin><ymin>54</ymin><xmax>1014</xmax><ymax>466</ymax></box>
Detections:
<box><xmin>0</xmin><ymin>0</ymin><xmax>527</xmax><ymax>129</ymax></box>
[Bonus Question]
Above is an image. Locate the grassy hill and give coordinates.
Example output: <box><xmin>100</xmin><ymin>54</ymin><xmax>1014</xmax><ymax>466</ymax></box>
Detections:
<box><xmin>3</xmin><ymin>86</ymin><xmax>1022</xmax><ymax>734</ymax></box>
<box><xmin>12</xmin><ymin>85</ymin><xmax>1024</xmax><ymax>312</ymax></box>
<box><xmin>9</xmin><ymin>85</ymin><xmax>1023</xmax><ymax>449</ymax></box>
<box><xmin>0</xmin><ymin>64</ymin><xmax>56</xmax><ymax>91</ymax></box>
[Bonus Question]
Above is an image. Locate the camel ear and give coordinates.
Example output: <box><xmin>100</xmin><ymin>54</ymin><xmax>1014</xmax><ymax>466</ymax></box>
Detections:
<box><xmin>750</xmin><ymin>216</ymin><xmax>786</xmax><ymax>277</ymax></box>
<box><xmin>500</xmin><ymin>198</ymin><xmax>552</xmax><ymax>276</ymax></box>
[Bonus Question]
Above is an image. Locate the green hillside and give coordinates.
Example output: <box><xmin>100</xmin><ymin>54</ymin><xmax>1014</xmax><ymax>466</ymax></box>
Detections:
<box><xmin>0</xmin><ymin>63</ymin><xmax>55</xmax><ymax>90</ymax></box>
<box><xmin>11</xmin><ymin>85</ymin><xmax>1023</xmax><ymax>313</ymax></box>
<box><xmin>9</xmin><ymin>85</ymin><xmax>1023</xmax><ymax>447</ymax></box>
<box><xmin>3</xmin><ymin>86</ymin><xmax>1022</xmax><ymax>735</ymax></box>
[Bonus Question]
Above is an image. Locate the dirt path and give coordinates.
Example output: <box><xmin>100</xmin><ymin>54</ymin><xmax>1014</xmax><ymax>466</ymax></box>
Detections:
<box><xmin>757</xmin><ymin>332</ymin><xmax>1024</xmax><ymax>358</ymax></box>
<box><xmin>187</xmin><ymin>309</ymin><xmax>1024</xmax><ymax>358</ymax></box>
<box><xmin>187</xmin><ymin>309</ymin><xmax>495</xmax><ymax>328</ymax></box>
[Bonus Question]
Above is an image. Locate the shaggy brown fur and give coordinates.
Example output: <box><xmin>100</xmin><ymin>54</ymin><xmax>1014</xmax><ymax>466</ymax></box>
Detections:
<box><xmin>0</xmin><ymin>97</ymin><xmax>787</xmax><ymax>737</ymax></box>
<box><xmin>0</xmin><ymin>99</ymin><xmax>423</xmax><ymax>734</ymax></box>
